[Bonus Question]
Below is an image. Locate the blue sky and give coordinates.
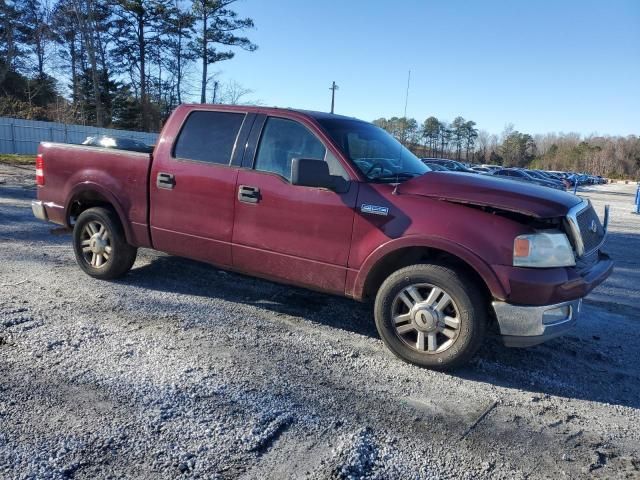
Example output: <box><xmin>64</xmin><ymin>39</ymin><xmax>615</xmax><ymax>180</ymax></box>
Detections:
<box><xmin>213</xmin><ymin>0</ymin><xmax>639</xmax><ymax>136</ymax></box>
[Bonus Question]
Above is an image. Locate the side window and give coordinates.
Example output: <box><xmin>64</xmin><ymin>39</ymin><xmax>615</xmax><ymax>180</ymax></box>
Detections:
<box><xmin>325</xmin><ymin>151</ymin><xmax>349</xmax><ymax>181</ymax></box>
<box><xmin>255</xmin><ymin>117</ymin><xmax>326</xmax><ymax>180</ymax></box>
<box><xmin>174</xmin><ymin>111</ymin><xmax>245</xmax><ymax>165</ymax></box>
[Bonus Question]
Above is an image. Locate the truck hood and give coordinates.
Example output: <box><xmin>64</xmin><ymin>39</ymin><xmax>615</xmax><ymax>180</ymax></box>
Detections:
<box><xmin>396</xmin><ymin>172</ymin><xmax>582</xmax><ymax>218</ymax></box>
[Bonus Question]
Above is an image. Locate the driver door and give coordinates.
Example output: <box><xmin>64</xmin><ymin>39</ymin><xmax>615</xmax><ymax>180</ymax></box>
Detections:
<box><xmin>232</xmin><ymin>115</ymin><xmax>358</xmax><ymax>294</ymax></box>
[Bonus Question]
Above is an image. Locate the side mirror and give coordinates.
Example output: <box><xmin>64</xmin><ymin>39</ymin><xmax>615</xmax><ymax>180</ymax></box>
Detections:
<box><xmin>291</xmin><ymin>158</ymin><xmax>333</xmax><ymax>189</ymax></box>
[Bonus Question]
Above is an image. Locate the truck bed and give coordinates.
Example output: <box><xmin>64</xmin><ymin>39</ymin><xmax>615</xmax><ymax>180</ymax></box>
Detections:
<box><xmin>36</xmin><ymin>142</ymin><xmax>153</xmax><ymax>246</ymax></box>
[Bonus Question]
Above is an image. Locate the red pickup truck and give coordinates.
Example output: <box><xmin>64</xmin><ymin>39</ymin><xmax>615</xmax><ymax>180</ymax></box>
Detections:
<box><xmin>32</xmin><ymin>105</ymin><xmax>613</xmax><ymax>369</ymax></box>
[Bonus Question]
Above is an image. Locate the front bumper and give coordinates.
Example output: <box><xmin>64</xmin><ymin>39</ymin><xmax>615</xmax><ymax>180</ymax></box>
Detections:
<box><xmin>492</xmin><ymin>252</ymin><xmax>613</xmax><ymax>305</ymax></box>
<box><xmin>492</xmin><ymin>298</ymin><xmax>582</xmax><ymax>347</ymax></box>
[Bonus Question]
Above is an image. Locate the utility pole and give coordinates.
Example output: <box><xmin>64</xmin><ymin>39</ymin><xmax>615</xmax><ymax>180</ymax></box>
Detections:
<box><xmin>211</xmin><ymin>81</ymin><xmax>219</xmax><ymax>104</ymax></box>
<box><xmin>329</xmin><ymin>81</ymin><xmax>339</xmax><ymax>114</ymax></box>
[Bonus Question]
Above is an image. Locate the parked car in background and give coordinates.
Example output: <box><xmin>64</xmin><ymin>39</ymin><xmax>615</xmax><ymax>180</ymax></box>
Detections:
<box><xmin>422</xmin><ymin>162</ymin><xmax>448</xmax><ymax>172</ymax></box>
<box><xmin>82</xmin><ymin>135</ymin><xmax>154</xmax><ymax>154</ymax></box>
<box><xmin>543</xmin><ymin>171</ymin><xmax>607</xmax><ymax>188</ymax></box>
<box><xmin>543</xmin><ymin>171</ymin><xmax>566</xmax><ymax>184</ymax></box>
<box><xmin>565</xmin><ymin>173</ymin><xmax>590</xmax><ymax>187</ymax></box>
<box><xmin>491</xmin><ymin>168</ymin><xmax>565</xmax><ymax>190</ymax></box>
<box><xmin>545</xmin><ymin>172</ymin><xmax>572</xmax><ymax>188</ymax></box>
<box><xmin>525</xmin><ymin>170</ymin><xmax>566</xmax><ymax>189</ymax></box>
<box><xmin>422</xmin><ymin>158</ymin><xmax>476</xmax><ymax>173</ymax></box>
<box><xmin>547</xmin><ymin>171</ymin><xmax>567</xmax><ymax>178</ymax></box>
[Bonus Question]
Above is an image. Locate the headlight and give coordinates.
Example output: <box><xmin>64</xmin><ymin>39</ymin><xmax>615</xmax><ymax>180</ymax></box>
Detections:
<box><xmin>513</xmin><ymin>232</ymin><xmax>576</xmax><ymax>267</ymax></box>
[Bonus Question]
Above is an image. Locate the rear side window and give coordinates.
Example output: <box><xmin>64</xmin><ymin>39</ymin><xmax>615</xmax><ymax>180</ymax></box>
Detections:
<box><xmin>174</xmin><ymin>111</ymin><xmax>245</xmax><ymax>164</ymax></box>
<box><xmin>254</xmin><ymin>117</ymin><xmax>326</xmax><ymax>180</ymax></box>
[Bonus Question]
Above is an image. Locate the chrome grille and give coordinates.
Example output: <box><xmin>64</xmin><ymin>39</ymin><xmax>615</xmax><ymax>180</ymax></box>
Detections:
<box><xmin>576</xmin><ymin>205</ymin><xmax>605</xmax><ymax>253</ymax></box>
<box><xmin>566</xmin><ymin>200</ymin><xmax>607</xmax><ymax>257</ymax></box>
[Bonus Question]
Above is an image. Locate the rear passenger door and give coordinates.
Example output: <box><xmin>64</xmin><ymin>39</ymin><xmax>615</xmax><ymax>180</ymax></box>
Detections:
<box><xmin>150</xmin><ymin>109</ymin><xmax>253</xmax><ymax>267</ymax></box>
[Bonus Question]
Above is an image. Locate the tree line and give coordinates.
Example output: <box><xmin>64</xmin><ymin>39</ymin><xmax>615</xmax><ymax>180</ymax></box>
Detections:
<box><xmin>373</xmin><ymin>116</ymin><xmax>479</xmax><ymax>161</ymax></box>
<box><xmin>373</xmin><ymin>116</ymin><xmax>640</xmax><ymax>179</ymax></box>
<box><xmin>0</xmin><ymin>0</ymin><xmax>257</xmax><ymax>131</ymax></box>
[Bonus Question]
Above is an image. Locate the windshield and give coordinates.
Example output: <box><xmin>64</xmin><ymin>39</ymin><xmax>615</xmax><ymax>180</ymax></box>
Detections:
<box><xmin>317</xmin><ymin>118</ymin><xmax>430</xmax><ymax>182</ymax></box>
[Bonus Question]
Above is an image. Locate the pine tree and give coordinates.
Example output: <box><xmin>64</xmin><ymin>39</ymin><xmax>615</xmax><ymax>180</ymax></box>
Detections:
<box><xmin>163</xmin><ymin>1</ymin><xmax>196</xmax><ymax>106</ymax></box>
<box><xmin>18</xmin><ymin>0</ymin><xmax>51</xmax><ymax>78</ymax></box>
<box><xmin>191</xmin><ymin>0</ymin><xmax>256</xmax><ymax>104</ymax></box>
<box><xmin>110</xmin><ymin>0</ymin><xmax>172</xmax><ymax>131</ymax></box>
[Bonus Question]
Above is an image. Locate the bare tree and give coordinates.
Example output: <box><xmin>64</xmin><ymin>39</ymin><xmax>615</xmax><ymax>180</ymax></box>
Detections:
<box><xmin>476</xmin><ymin>129</ymin><xmax>490</xmax><ymax>163</ymax></box>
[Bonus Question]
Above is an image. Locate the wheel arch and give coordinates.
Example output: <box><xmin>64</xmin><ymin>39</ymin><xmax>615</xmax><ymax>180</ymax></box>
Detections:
<box><xmin>65</xmin><ymin>183</ymin><xmax>133</xmax><ymax>243</ymax></box>
<box><xmin>352</xmin><ymin>237</ymin><xmax>508</xmax><ymax>303</ymax></box>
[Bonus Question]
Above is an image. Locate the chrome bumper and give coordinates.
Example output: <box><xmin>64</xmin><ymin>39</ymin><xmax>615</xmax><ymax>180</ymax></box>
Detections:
<box><xmin>492</xmin><ymin>298</ymin><xmax>582</xmax><ymax>347</ymax></box>
<box><xmin>31</xmin><ymin>200</ymin><xmax>48</xmax><ymax>221</ymax></box>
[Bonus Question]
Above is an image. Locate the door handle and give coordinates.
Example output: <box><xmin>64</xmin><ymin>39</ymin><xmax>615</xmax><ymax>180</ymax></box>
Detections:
<box><xmin>157</xmin><ymin>172</ymin><xmax>175</xmax><ymax>189</ymax></box>
<box><xmin>238</xmin><ymin>185</ymin><xmax>260</xmax><ymax>203</ymax></box>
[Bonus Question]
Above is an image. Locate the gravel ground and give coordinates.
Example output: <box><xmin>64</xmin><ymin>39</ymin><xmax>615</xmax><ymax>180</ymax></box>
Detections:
<box><xmin>1</xmin><ymin>162</ymin><xmax>639</xmax><ymax>479</ymax></box>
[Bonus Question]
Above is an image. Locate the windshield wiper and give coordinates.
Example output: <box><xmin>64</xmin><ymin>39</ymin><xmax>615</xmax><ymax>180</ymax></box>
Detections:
<box><xmin>369</xmin><ymin>172</ymin><xmax>420</xmax><ymax>183</ymax></box>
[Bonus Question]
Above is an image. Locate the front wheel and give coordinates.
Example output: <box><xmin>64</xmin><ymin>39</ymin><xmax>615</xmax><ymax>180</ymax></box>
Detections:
<box><xmin>374</xmin><ymin>264</ymin><xmax>487</xmax><ymax>370</ymax></box>
<box><xmin>73</xmin><ymin>207</ymin><xmax>137</xmax><ymax>280</ymax></box>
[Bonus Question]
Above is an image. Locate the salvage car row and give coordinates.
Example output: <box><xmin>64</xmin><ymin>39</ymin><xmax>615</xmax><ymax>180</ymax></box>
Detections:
<box><xmin>422</xmin><ymin>158</ymin><xmax>607</xmax><ymax>190</ymax></box>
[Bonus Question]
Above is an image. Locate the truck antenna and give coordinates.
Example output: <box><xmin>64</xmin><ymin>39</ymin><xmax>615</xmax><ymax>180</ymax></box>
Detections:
<box><xmin>403</xmin><ymin>70</ymin><xmax>411</xmax><ymax>119</ymax></box>
<box><xmin>395</xmin><ymin>69</ymin><xmax>412</xmax><ymax>189</ymax></box>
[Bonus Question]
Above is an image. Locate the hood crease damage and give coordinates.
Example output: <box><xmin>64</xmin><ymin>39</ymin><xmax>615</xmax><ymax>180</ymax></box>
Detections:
<box><xmin>396</xmin><ymin>172</ymin><xmax>583</xmax><ymax>219</ymax></box>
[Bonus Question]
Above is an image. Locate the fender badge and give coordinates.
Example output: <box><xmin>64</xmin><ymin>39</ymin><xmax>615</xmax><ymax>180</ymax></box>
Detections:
<box><xmin>361</xmin><ymin>204</ymin><xmax>389</xmax><ymax>216</ymax></box>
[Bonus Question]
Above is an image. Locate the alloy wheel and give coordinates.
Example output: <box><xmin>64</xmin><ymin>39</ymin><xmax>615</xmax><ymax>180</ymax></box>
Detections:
<box><xmin>80</xmin><ymin>220</ymin><xmax>112</xmax><ymax>268</ymax></box>
<box><xmin>391</xmin><ymin>283</ymin><xmax>462</xmax><ymax>354</ymax></box>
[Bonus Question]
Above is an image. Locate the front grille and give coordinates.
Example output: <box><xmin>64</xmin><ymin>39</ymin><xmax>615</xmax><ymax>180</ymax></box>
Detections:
<box><xmin>576</xmin><ymin>205</ymin><xmax>605</xmax><ymax>254</ymax></box>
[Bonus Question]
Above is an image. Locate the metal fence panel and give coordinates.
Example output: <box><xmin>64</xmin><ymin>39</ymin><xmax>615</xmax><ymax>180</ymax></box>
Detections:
<box><xmin>0</xmin><ymin>116</ymin><xmax>159</xmax><ymax>155</ymax></box>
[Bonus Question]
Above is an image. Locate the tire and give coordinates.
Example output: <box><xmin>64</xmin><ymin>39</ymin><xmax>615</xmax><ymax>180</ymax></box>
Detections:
<box><xmin>72</xmin><ymin>207</ymin><xmax>137</xmax><ymax>280</ymax></box>
<box><xmin>374</xmin><ymin>263</ymin><xmax>486</xmax><ymax>370</ymax></box>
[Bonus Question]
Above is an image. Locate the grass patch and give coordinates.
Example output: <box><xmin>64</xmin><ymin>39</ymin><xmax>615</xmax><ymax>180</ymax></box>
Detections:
<box><xmin>0</xmin><ymin>154</ymin><xmax>34</xmax><ymax>166</ymax></box>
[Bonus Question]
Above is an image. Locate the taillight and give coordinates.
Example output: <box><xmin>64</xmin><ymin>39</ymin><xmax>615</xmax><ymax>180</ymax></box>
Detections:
<box><xmin>36</xmin><ymin>154</ymin><xmax>44</xmax><ymax>186</ymax></box>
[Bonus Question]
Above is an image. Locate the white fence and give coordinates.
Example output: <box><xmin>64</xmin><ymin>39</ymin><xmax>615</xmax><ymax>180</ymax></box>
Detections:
<box><xmin>0</xmin><ymin>116</ymin><xmax>159</xmax><ymax>155</ymax></box>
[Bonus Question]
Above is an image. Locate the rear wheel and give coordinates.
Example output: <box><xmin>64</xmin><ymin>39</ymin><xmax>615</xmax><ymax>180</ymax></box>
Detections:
<box><xmin>73</xmin><ymin>207</ymin><xmax>137</xmax><ymax>280</ymax></box>
<box><xmin>374</xmin><ymin>264</ymin><xmax>486</xmax><ymax>370</ymax></box>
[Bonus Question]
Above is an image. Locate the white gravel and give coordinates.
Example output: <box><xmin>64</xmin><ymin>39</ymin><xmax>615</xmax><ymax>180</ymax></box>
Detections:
<box><xmin>1</xmin><ymin>163</ymin><xmax>639</xmax><ymax>479</ymax></box>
